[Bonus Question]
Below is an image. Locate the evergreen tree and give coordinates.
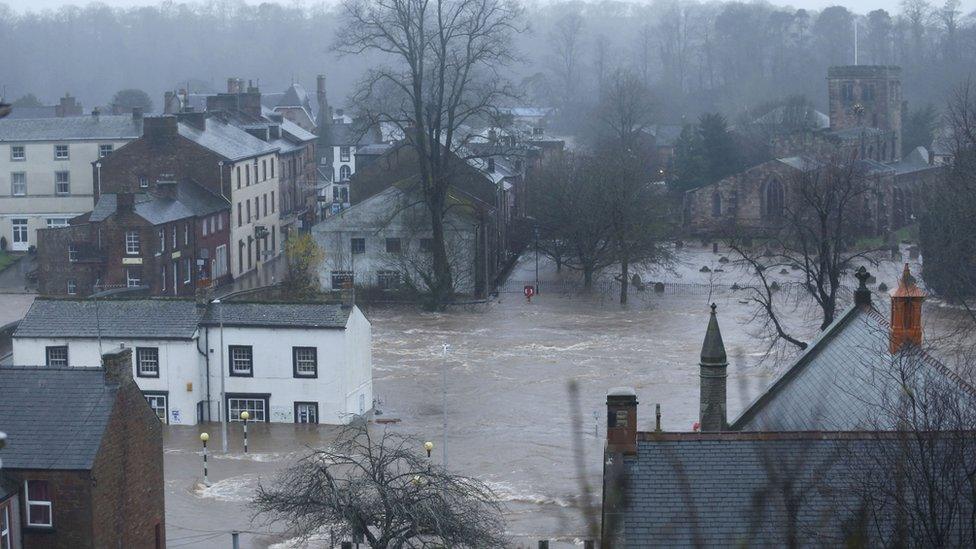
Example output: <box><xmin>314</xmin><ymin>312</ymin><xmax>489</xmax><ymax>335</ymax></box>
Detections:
<box><xmin>669</xmin><ymin>123</ymin><xmax>706</xmax><ymax>191</ymax></box>
<box><xmin>698</xmin><ymin>112</ymin><xmax>740</xmax><ymax>183</ymax></box>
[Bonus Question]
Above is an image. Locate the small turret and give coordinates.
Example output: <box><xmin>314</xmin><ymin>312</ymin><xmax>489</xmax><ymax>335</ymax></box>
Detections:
<box><xmin>699</xmin><ymin>304</ymin><xmax>728</xmax><ymax>432</ymax></box>
<box><xmin>890</xmin><ymin>264</ymin><xmax>925</xmax><ymax>353</ymax></box>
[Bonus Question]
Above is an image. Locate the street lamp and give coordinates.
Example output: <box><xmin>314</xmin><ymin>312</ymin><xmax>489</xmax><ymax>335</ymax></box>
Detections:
<box><xmin>240</xmin><ymin>411</ymin><xmax>250</xmax><ymax>454</ymax></box>
<box><xmin>200</xmin><ymin>432</ymin><xmax>211</xmax><ymax>486</ymax></box>
<box><xmin>213</xmin><ymin>298</ymin><xmax>228</xmax><ymax>454</ymax></box>
<box><xmin>424</xmin><ymin>441</ymin><xmax>434</xmax><ymax>458</ymax></box>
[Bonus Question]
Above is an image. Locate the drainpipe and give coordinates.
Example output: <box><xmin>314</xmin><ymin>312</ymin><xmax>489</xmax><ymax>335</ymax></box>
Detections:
<box><xmin>197</xmin><ymin>326</ymin><xmax>211</xmax><ymax>422</ymax></box>
<box><xmin>95</xmin><ymin>162</ymin><xmax>102</xmax><ymax>198</ymax></box>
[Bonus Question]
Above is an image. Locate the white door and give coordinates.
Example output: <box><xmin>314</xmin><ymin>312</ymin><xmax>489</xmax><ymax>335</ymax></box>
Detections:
<box><xmin>11</xmin><ymin>219</ymin><xmax>28</xmax><ymax>251</ymax></box>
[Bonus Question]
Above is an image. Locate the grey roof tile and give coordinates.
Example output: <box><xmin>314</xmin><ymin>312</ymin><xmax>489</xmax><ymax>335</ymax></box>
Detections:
<box><xmin>0</xmin><ymin>114</ymin><xmax>143</xmax><ymax>142</ymax></box>
<box><xmin>201</xmin><ymin>302</ymin><xmax>351</xmax><ymax>329</ymax></box>
<box><xmin>0</xmin><ymin>367</ymin><xmax>114</xmax><ymax>469</ymax></box>
<box><xmin>14</xmin><ymin>298</ymin><xmax>203</xmax><ymax>339</ymax></box>
<box><xmin>178</xmin><ymin>117</ymin><xmax>277</xmax><ymax>161</ymax></box>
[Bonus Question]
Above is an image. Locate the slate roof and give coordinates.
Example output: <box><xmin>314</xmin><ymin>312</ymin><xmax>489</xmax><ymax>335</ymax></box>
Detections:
<box><xmin>614</xmin><ymin>432</ymin><xmax>903</xmax><ymax>547</ymax></box>
<box><xmin>14</xmin><ymin>299</ymin><xmax>203</xmax><ymax>339</ymax></box>
<box><xmin>731</xmin><ymin>302</ymin><xmax>976</xmax><ymax>431</ymax></box>
<box><xmin>200</xmin><ymin>302</ymin><xmax>351</xmax><ymax>329</ymax></box>
<box><xmin>178</xmin><ymin>117</ymin><xmax>277</xmax><ymax>161</ymax></box>
<box><xmin>825</xmin><ymin>126</ymin><xmax>887</xmax><ymax>140</ymax></box>
<box><xmin>891</xmin><ymin>146</ymin><xmax>938</xmax><ymax>175</ymax></box>
<box><xmin>4</xmin><ymin>106</ymin><xmax>58</xmax><ymax>119</ymax></box>
<box><xmin>331</xmin><ymin>123</ymin><xmax>379</xmax><ymax>146</ymax></box>
<box><xmin>88</xmin><ymin>182</ymin><xmax>229</xmax><ymax>225</ymax></box>
<box><xmin>0</xmin><ymin>366</ymin><xmax>115</xmax><ymax>469</ymax></box>
<box><xmin>277</xmin><ymin>83</ymin><xmax>312</xmax><ymax>111</ymax></box>
<box><xmin>0</xmin><ymin>114</ymin><xmax>143</xmax><ymax>142</ymax></box>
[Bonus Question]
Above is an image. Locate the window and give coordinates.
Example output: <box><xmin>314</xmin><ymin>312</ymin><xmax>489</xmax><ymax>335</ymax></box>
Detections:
<box><xmin>331</xmin><ymin>270</ymin><xmax>353</xmax><ymax>288</ymax></box>
<box><xmin>171</xmin><ymin>226</ymin><xmax>177</xmax><ymax>249</ymax></box>
<box><xmin>25</xmin><ymin>480</ymin><xmax>52</xmax><ymax>527</ymax></box>
<box><xmin>160</xmin><ymin>264</ymin><xmax>166</xmax><ymax>292</ymax></box>
<box><xmin>1</xmin><ymin>499</ymin><xmax>10</xmax><ymax>549</ymax></box>
<box><xmin>183</xmin><ymin>223</ymin><xmax>189</xmax><ymax>246</ymax></box>
<box><xmin>246</xmin><ymin>200</ymin><xmax>251</xmax><ymax>223</ymax></box>
<box><xmin>763</xmin><ymin>179</ymin><xmax>785</xmax><ymax>220</ymax></box>
<box><xmin>385</xmin><ymin>238</ymin><xmax>402</xmax><ymax>254</ymax></box>
<box><xmin>378</xmin><ymin>270</ymin><xmax>401</xmax><ymax>290</ymax></box>
<box><xmin>45</xmin><ymin>346</ymin><xmax>68</xmax><ymax>367</ymax></box>
<box><xmin>139</xmin><ymin>176</ymin><xmax>149</xmax><ymax>189</ymax></box>
<box><xmin>254</xmin><ymin>197</ymin><xmax>260</xmax><ymax>220</ymax></box>
<box><xmin>137</xmin><ymin>347</ymin><xmax>160</xmax><ymax>377</ymax></box>
<box><xmin>54</xmin><ymin>144</ymin><xmax>69</xmax><ymax>160</ymax></box>
<box><xmin>863</xmin><ymin>84</ymin><xmax>875</xmax><ymax>101</ymax></box>
<box><xmin>263</xmin><ymin>194</ymin><xmax>268</xmax><ymax>217</ymax></box>
<box><xmin>420</xmin><ymin>238</ymin><xmax>433</xmax><ymax>253</ymax></box>
<box><xmin>228</xmin><ymin>395</ymin><xmax>267</xmax><ymax>422</ymax></box>
<box><xmin>245</xmin><ymin>165</ymin><xmax>251</xmax><ymax>186</ymax></box>
<box><xmin>125</xmin><ymin>230</ymin><xmax>140</xmax><ymax>254</ymax></box>
<box><xmin>99</xmin><ymin>144</ymin><xmax>114</xmax><ymax>158</ymax></box>
<box><xmin>333</xmin><ymin>186</ymin><xmax>340</xmax><ymax>201</ymax></box>
<box><xmin>270</xmin><ymin>161</ymin><xmax>275</xmax><ymax>179</ymax></box>
<box><xmin>10</xmin><ymin>172</ymin><xmax>26</xmax><ymax>196</ymax></box>
<box><xmin>340</xmin><ymin>146</ymin><xmax>351</xmax><ymax>162</ymax></box>
<box><xmin>126</xmin><ymin>267</ymin><xmax>142</xmax><ymax>287</ymax></box>
<box><xmin>214</xmin><ymin>244</ymin><xmax>228</xmax><ymax>278</ymax></box>
<box><xmin>202</xmin><ymin>218</ymin><xmax>209</xmax><ymax>236</ymax></box>
<box><xmin>68</xmin><ymin>244</ymin><xmax>78</xmax><ymax>262</ymax></box>
<box><xmin>158</xmin><ymin>228</ymin><xmax>165</xmax><ymax>252</ymax></box>
<box><xmin>209</xmin><ymin>216</ymin><xmax>215</xmax><ymax>234</ymax></box>
<box><xmin>294</xmin><ymin>402</ymin><xmax>319</xmax><ymax>424</ymax></box>
<box><xmin>262</xmin><ymin>159</ymin><xmax>267</xmax><ymax>180</ymax></box>
<box><xmin>172</xmin><ymin>262</ymin><xmax>178</xmax><ymax>294</ymax></box>
<box><xmin>236</xmin><ymin>166</ymin><xmax>241</xmax><ymax>189</ymax></box>
<box><xmin>351</xmin><ymin>237</ymin><xmax>365</xmax><ymax>254</ymax></box>
<box><xmin>144</xmin><ymin>392</ymin><xmax>168</xmax><ymax>423</ymax></box>
<box><xmin>237</xmin><ymin>203</ymin><xmax>242</xmax><ymax>227</ymax></box>
<box><xmin>339</xmin><ymin>164</ymin><xmax>351</xmax><ymax>181</ymax></box>
<box><xmin>46</xmin><ymin>218</ymin><xmax>69</xmax><ymax>228</ymax></box>
<box><xmin>11</xmin><ymin>219</ymin><xmax>27</xmax><ymax>247</ymax></box>
<box><xmin>270</xmin><ymin>191</ymin><xmax>275</xmax><ymax>213</ymax></box>
<box><xmin>293</xmin><ymin>347</ymin><xmax>318</xmax><ymax>378</ymax></box>
<box><xmin>217</xmin><ymin>213</ymin><xmax>223</xmax><ymax>231</ymax></box>
<box><xmin>229</xmin><ymin>345</ymin><xmax>253</xmax><ymax>377</ymax></box>
<box><xmin>66</xmin><ymin>279</ymin><xmax>77</xmax><ymax>295</ymax></box>
<box><xmin>711</xmin><ymin>192</ymin><xmax>722</xmax><ymax>218</ymax></box>
<box><xmin>842</xmin><ymin>82</ymin><xmax>854</xmax><ymax>101</ymax></box>
<box><xmin>10</xmin><ymin>145</ymin><xmax>24</xmax><ymax>161</ymax></box>
<box><xmin>55</xmin><ymin>171</ymin><xmax>70</xmax><ymax>195</ymax></box>
<box><xmin>184</xmin><ymin>257</ymin><xmax>191</xmax><ymax>284</ymax></box>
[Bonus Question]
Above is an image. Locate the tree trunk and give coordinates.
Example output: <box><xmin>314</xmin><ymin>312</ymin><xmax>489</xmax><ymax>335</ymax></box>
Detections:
<box><xmin>428</xmin><ymin>194</ymin><xmax>454</xmax><ymax>311</ymax></box>
<box><xmin>583</xmin><ymin>266</ymin><xmax>594</xmax><ymax>291</ymax></box>
<box><xmin>620</xmin><ymin>257</ymin><xmax>629</xmax><ymax>305</ymax></box>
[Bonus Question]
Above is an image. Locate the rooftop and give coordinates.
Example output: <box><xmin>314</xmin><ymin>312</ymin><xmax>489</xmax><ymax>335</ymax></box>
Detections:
<box><xmin>0</xmin><ymin>114</ymin><xmax>143</xmax><ymax>142</ymax></box>
<box><xmin>200</xmin><ymin>301</ymin><xmax>351</xmax><ymax>329</ymax></box>
<box><xmin>14</xmin><ymin>298</ymin><xmax>204</xmax><ymax>339</ymax></box>
<box><xmin>0</xmin><ymin>366</ymin><xmax>116</xmax><ymax>469</ymax></box>
<box><xmin>178</xmin><ymin>116</ymin><xmax>278</xmax><ymax>161</ymax></box>
<box><xmin>88</xmin><ymin>181</ymin><xmax>229</xmax><ymax>225</ymax></box>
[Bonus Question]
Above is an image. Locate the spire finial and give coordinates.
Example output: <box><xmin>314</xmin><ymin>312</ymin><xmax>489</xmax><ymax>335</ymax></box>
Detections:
<box><xmin>710</xmin><ymin>302</ymin><xmax>717</xmax><ymax>314</ymax></box>
<box><xmin>700</xmin><ymin>304</ymin><xmax>727</xmax><ymax>366</ymax></box>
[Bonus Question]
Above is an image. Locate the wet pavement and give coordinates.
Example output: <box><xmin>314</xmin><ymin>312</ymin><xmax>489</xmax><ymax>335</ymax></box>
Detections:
<box><xmin>162</xmin><ymin>244</ymin><xmax>967</xmax><ymax>548</ymax></box>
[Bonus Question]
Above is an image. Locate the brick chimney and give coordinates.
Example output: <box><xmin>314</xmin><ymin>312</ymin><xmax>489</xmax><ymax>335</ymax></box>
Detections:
<box><xmin>117</xmin><ymin>192</ymin><xmax>135</xmax><ymax>212</ymax></box>
<box><xmin>606</xmin><ymin>387</ymin><xmax>638</xmax><ymax>455</ymax></box>
<box><xmin>699</xmin><ymin>304</ymin><xmax>728</xmax><ymax>432</ymax></box>
<box><xmin>132</xmin><ymin>106</ymin><xmax>143</xmax><ymax>121</ymax></box>
<box><xmin>177</xmin><ymin>110</ymin><xmax>207</xmax><ymax>132</ymax></box>
<box><xmin>890</xmin><ymin>264</ymin><xmax>926</xmax><ymax>353</ymax></box>
<box><xmin>102</xmin><ymin>347</ymin><xmax>134</xmax><ymax>385</ymax></box>
<box><xmin>143</xmin><ymin>115</ymin><xmax>178</xmax><ymax>145</ymax></box>
<box><xmin>227</xmin><ymin>77</ymin><xmax>242</xmax><ymax>94</ymax></box>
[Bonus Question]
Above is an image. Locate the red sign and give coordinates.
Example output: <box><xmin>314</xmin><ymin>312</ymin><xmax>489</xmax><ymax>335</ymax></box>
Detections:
<box><xmin>524</xmin><ymin>285</ymin><xmax>535</xmax><ymax>301</ymax></box>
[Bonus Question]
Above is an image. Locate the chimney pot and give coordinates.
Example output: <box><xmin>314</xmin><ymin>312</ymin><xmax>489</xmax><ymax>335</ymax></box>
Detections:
<box><xmin>131</xmin><ymin>106</ymin><xmax>143</xmax><ymax>121</ymax></box>
<box><xmin>606</xmin><ymin>387</ymin><xmax>638</xmax><ymax>455</ymax></box>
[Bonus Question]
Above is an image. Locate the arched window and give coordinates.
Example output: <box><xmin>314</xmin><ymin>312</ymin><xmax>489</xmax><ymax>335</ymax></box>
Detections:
<box><xmin>763</xmin><ymin>179</ymin><xmax>785</xmax><ymax>220</ymax></box>
<box><xmin>711</xmin><ymin>192</ymin><xmax>722</xmax><ymax>218</ymax></box>
<box><xmin>339</xmin><ymin>165</ymin><xmax>352</xmax><ymax>181</ymax></box>
<box><xmin>893</xmin><ymin>188</ymin><xmax>905</xmax><ymax>227</ymax></box>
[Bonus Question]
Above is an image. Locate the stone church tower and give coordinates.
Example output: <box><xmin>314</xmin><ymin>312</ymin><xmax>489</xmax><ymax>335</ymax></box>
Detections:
<box><xmin>316</xmin><ymin>74</ymin><xmax>335</xmax><ymax>180</ymax></box>
<box><xmin>827</xmin><ymin>65</ymin><xmax>903</xmax><ymax>161</ymax></box>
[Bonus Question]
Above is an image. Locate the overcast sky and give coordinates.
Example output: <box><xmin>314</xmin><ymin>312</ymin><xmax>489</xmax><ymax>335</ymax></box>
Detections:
<box><xmin>3</xmin><ymin>0</ymin><xmax>974</xmax><ymax>18</ymax></box>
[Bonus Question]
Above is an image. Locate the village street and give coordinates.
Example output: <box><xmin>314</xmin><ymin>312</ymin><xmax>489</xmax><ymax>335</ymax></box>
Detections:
<box><xmin>163</xmin><ymin>244</ymin><xmax>951</xmax><ymax>548</ymax></box>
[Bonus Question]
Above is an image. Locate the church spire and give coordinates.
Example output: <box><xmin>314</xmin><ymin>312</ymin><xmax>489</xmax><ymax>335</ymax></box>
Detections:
<box><xmin>699</xmin><ymin>304</ymin><xmax>728</xmax><ymax>432</ymax></box>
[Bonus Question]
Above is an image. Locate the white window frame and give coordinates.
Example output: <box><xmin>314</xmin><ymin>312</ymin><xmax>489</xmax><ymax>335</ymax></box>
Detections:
<box><xmin>54</xmin><ymin>144</ymin><xmax>69</xmax><ymax>160</ymax></box>
<box><xmin>158</xmin><ymin>228</ymin><xmax>165</xmax><ymax>252</ymax></box>
<box><xmin>99</xmin><ymin>144</ymin><xmax>114</xmax><ymax>158</ymax></box>
<box><xmin>202</xmin><ymin>218</ymin><xmax>209</xmax><ymax>236</ymax></box>
<box><xmin>10</xmin><ymin>172</ymin><xmax>26</xmax><ymax>196</ymax></box>
<box><xmin>228</xmin><ymin>397</ymin><xmax>266</xmax><ymax>422</ymax></box>
<box><xmin>45</xmin><ymin>346</ymin><xmax>68</xmax><ymax>367</ymax></box>
<box><xmin>340</xmin><ymin>146</ymin><xmax>351</xmax><ymax>162</ymax></box>
<box><xmin>139</xmin><ymin>176</ymin><xmax>149</xmax><ymax>189</ymax></box>
<box><xmin>295</xmin><ymin>402</ymin><xmax>318</xmax><ymax>424</ymax></box>
<box><xmin>1</xmin><ymin>500</ymin><xmax>10</xmax><ymax>549</ymax></box>
<box><xmin>136</xmin><ymin>347</ymin><xmax>160</xmax><ymax>377</ymax></box>
<box><xmin>54</xmin><ymin>171</ymin><xmax>70</xmax><ymax>195</ymax></box>
<box><xmin>126</xmin><ymin>268</ymin><xmax>141</xmax><ymax>287</ymax></box>
<box><xmin>125</xmin><ymin>231</ymin><xmax>140</xmax><ymax>255</ymax></box>
<box><xmin>183</xmin><ymin>223</ymin><xmax>189</xmax><ymax>246</ymax></box>
<box><xmin>67</xmin><ymin>279</ymin><xmax>77</xmax><ymax>295</ymax></box>
<box><xmin>160</xmin><ymin>264</ymin><xmax>166</xmax><ymax>292</ymax></box>
<box><xmin>10</xmin><ymin>145</ymin><xmax>25</xmax><ymax>161</ymax></box>
<box><xmin>46</xmin><ymin>218</ymin><xmax>69</xmax><ymax>228</ymax></box>
<box><xmin>24</xmin><ymin>480</ymin><xmax>53</xmax><ymax>527</ymax></box>
<box><xmin>144</xmin><ymin>393</ymin><xmax>167</xmax><ymax>423</ymax></box>
<box><xmin>171</xmin><ymin>226</ymin><xmax>177</xmax><ymax>249</ymax></box>
<box><xmin>214</xmin><ymin>244</ymin><xmax>228</xmax><ymax>278</ymax></box>
<box><xmin>68</xmin><ymin>244</ymin><xmax>78</xmax><ymax>262</ymax></box>
<box><xmin>184</xmin><ymin>257</ymin><xmax>191</xmax><ymax>284</ymax></box>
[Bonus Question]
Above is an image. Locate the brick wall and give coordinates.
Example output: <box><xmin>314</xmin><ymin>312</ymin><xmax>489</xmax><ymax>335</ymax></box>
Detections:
<box><xmin>2</xmin><ymin>469</ymin><xmax>94</xmax><ymax>549</ymax></box>
<box><xmin>91</xmin><ymin>349</ymin><xmax>165</xmax><ymax>549</ymax></box>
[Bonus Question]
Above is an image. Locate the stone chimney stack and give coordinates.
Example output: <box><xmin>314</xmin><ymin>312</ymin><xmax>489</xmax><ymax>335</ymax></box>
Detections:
<box><xmin>699</xmin><ymin>304</ymin><xmax>728</xmax><ymax>432</ymax></box>
<box><xmin>227</xmin><ymin>77</ymin><xmax>241</xmax><ymax>94</ymax></box>
<box><xmin>890</xmin><ymin>264</ymin><xmax>926</xmax><ymax>353</ymax></box>
<box><xmin>102</xmin><ymin>347</ymin><xmax>134</xmax><ymax>385</ymax></box>
<box><xmin>606</xmin><ymin>387</ymin><xmax>638</xmax><ymax>455</ymax></box>
<box><xmin>131</xmin><ymin>107</ymin><xmax>143</xmax><ymax>121</ymax></box>
<box><xmin>117</xmin><ymin>192</ymin><xmax>135</xmax><ymax>212</ymax></box>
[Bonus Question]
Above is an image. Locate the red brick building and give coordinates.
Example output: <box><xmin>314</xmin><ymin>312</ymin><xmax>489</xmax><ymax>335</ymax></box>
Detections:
<box><xmin>0</xmin><ymin>348</ymin><xmax>165</xmax><ymax>548</ymax></box>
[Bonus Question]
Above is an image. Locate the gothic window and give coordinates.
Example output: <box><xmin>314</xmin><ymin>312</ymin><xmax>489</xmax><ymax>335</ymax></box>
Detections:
<box><xmin>711</xmin><ymin>192</ymin><xmax>722</xmax><ymax>218</ymax></box>
<box><xmin>763</xmin><ymin>179</ymin><xmax>785</xmax><ymax>221</ymax></box>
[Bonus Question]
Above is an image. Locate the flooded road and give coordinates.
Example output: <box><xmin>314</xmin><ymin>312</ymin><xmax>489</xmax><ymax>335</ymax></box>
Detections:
<box><xmin>164</xmin><ymin>245</ymin><xmax>955</xmax><ymax>548</ymax></box>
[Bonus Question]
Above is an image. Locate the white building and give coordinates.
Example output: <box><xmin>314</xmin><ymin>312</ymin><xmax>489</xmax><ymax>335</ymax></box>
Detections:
<box><xmin>0</xmin><ymin>111</ymin><xmax>142</xmax><ymax>250</ymax></box>
<box><xmin>12</xmin><ymin>298</ymin><xmax>372</xmax><ymax>425</ymax></box>
<box><xmin>312</xmin><ymin>185</ymin><xmax>484</xmax><ymax>295</ymax></box>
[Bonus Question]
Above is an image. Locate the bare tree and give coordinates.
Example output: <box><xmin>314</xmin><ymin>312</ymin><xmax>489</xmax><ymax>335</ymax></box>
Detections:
<box><xmin>729</xmin><ymin>153</ymin><xmax>878</xmax><ymax>350</ymax></box>
<box><xmin>548</xmin><ymin>10</ymin><xmax>585</xmax><ymax>109</ymax></box>
<box><xmin>254</xmin><ymin>423</ymin><xmax>507</xmax><ymax>548</ymax></box>
<box><xmin>334</xmin><ymin>0</ymin><xmax>522</xmax><ymax>310</ymax></box>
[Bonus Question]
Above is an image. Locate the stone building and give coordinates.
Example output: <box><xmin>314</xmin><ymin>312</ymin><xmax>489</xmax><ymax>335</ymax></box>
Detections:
<box><xmin>0</xmin><ymin>349</ymin><xmax>165</xmax><ymax>548</ymax></box>
<box><xmin>601</xmin><ymin>267</ymin><xmax>976</xmax><ymax>545</ymax></box>
<box><xmin>684</xmin><ymin>65</ymin><xmax>940</xmax><ymax>237</ymax></box>
<box><xmin>35</xmin><ymin>181</ymin><xmax>230</xmax><ymax>296</ymax></box>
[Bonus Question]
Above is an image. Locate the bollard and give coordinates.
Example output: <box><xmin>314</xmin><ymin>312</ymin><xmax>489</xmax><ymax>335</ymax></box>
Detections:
<box><xmin>231</xmin><ymin>531</ymin><xmax>240</xmax><ymax>549</ymax></box>
<box><xmin>584</xmin><ymin>541</ymin><xmax>595</xmax><ymax>549</ymax></box>
<box><xmin>538</xmin><ymin>541</ymin><xmax>549</xmax><ymax>549</ymax></box>
<box><xmin>240</xmin><ymin>411</ymin><xmax>250</xmax><ymax>453</ymax></box>
<box><xmin>199</xmin><ymin>432</ymin><xmax>210</xmax><ymax>486</ymax></box>
<box><xmin>341</xmin><ymin>542</ymin><xmax>353</xmax><ymax>549</ymax></box>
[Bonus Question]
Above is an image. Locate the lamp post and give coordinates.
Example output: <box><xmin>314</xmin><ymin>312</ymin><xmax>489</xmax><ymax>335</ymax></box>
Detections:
<box><xmin>424</xmin><ymin>441</ymin><xmax>433</xmax><ymax>472</ymax></box>
<box><xmin>213</xmin><ymin>298</ymin><xmax>228</xmax><ymax>454</ymax></box>
<box><xmin>441</xmin><ymin>344</ymin><xmax>449</xmax><ymax>468</ymax></box>
<box><xmin>240</xmin><ymin>411</ymin><xmax>250</xmax><ymax>453</ymax></box>
<box><xmin>200</xmin><ymin>432</ymin><xmax>210</xmax><ymax>486</ymax></box>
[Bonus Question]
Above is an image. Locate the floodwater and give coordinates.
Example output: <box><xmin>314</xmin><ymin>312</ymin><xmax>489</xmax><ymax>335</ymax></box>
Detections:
<box><xmin>163</xmin><ymin>245</ymin><xmax>958</xmax><ymax>548</ymax></box>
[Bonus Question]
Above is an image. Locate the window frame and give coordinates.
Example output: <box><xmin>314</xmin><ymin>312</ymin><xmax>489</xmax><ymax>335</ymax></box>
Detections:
<box><xmin>351</xmin><ymin>237</ymin><xmax>365</xmax><ymax>254</ymax></box>
<box><xmin>10</xmin><ymin>145</ymin><xmax>25</xmax><ymax>161</ymax></box>
<box><xmin>228</xmin><ymin>345</ymin><xmax>254</xmax><ymax>377</ymax></box>
<box><xmin>24</xmin><ymin>480</ymin><xmax>53</xmax><ymax>528</ymax></box>
<box><xmin>136</xmin><ymin>347</ymin><xmax>160</xmax><ymax>378</ymax></box>
<box><xmin>126</xmin><ymin>267</ymin><xmax>142</xmax><ymax>288</ymax></box>
<box><xmin>292</xmin><ymin>347</ymin><xmax>318</xmax><ymax>378</ymax></box>
<box><xmin>66</xmin><ymin>279</ymin><xmax>77</xmax><ymax>295</ymax></box>
<box><xmin>54</xmin><ymin>171</ymin><xmax>70</xmax><ymax>195</ymax></box>
<box><xmin>385</xmin><ymin>238</ymin><xmax>402</xmax><ymax>254</ymax></box>
<box><xmin>139</xmin><ymin>176</ymin><xmax>149</xmax><ymax>189</ymax></box>
<box><xmin>45</xmin><ymin>346</ymin><xmax>68</xmax><ymax>367</ymax></box>
<box><xmin>1</xmin><ymin>498</ymin><xmax>10</xmax><ymax>548</ymax></box>
<box><xmin>226</xmin><ymin>393</ymin><xmax>270</xmax><ymax>423</ymax></box>
<box><xmin>99</xmin><ymin>144</ymin><xmax>114</xmax><ymax>158</ymax></box>
<box><xmin>331</xmin><ymin>270</ymin><xmax>353</xmax><ymax>288</ymax></box>
<box><xmin>294</xmin><ymin>401</ymin><xmax>319</xmax><ymax>424</ymax></box>
<box><xmin>54</xmin><ymin>144</ymin><xmax>69</xmax><ymax>160</ymax></box>
<box><xmin>340</xmin><ymin>146</ymin><xmax>351</xmax><ymax>162</ymax></box>
<box><xmin>10</xmin><ymin>172</ymin><xmax>26</xmax><ymax>196</ymax></box>
<box><xmin>125</xmin><ymin>230</ymin><xmax>141</xmax><ymax>255</ymax></box>
<box><xmin>377</xmin><ymin>270</ymin><xmax>402</xmax><ymax>290</ymax></box>
<box><xmin>143</xmin><ymin>391</ymin><xmax>169</xmax><ymax>424</ymax></box>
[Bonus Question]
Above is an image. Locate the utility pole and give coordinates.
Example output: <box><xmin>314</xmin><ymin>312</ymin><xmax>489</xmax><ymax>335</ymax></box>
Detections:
<box><xmin>442</xmin><ymin>343</ymin><xmax>449</xmax><ymax>468</ymax></box>
<box><xmin>214</xmin><ymin>298</ymin><xmax>228</xmax><ymax>453</ymax></box>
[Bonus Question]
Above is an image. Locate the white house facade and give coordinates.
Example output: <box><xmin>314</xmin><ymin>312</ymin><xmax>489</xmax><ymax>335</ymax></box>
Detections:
<box><xmin>0</xmin><ymin>112</ymin><xmax>142</xmax><ymax>250</ymax></box>
<box><xmin>12</xmin><ymin>298</ymin><xmax>372</xmax><ymax>426</ymax></box>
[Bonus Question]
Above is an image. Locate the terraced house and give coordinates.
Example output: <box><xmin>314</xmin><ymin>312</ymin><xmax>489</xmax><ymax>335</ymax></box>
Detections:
<box><xmin>0</xmin><ymin>110</ymin><xmax>142</xmax><ymax>251</ymax></box>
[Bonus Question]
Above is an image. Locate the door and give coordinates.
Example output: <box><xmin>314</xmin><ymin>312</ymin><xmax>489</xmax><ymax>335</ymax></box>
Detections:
<box><xmin>295</xmin><ymin>402</ymin><xmax>318</xmax><ymax>424</ymax></box>
<box><xmin>11</xmin><ymin>219</ymin><xmax>28</xmax><ymax>251</ymax></box>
